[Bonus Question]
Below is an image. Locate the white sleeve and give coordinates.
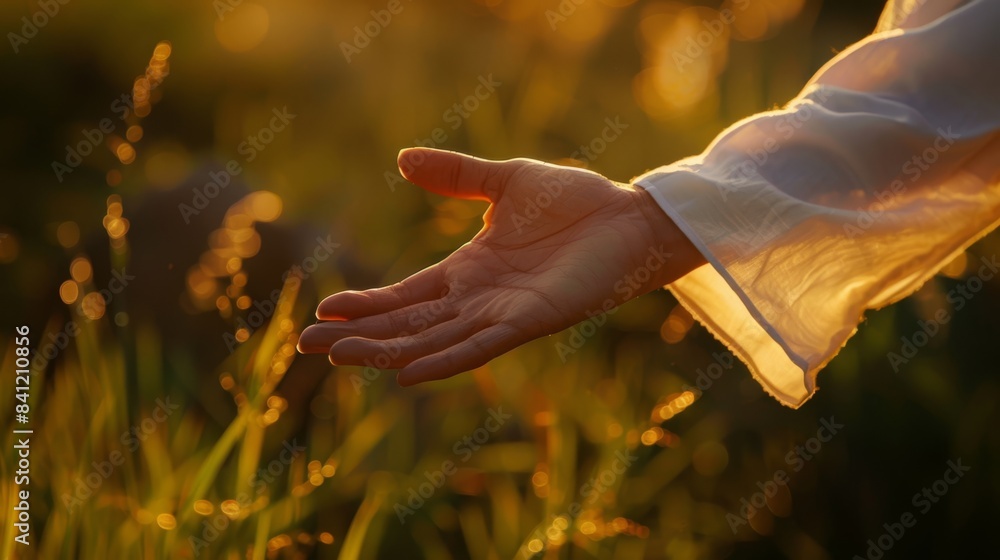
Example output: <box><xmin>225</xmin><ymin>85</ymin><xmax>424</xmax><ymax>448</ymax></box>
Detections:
<box><xmin>633</xmin><ymin>0</ymin><xmax>1000</xmax><ymax>408</ymax></box>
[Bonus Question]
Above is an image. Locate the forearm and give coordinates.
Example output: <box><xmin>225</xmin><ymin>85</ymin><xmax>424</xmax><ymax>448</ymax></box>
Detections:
<box><xmin>629</xmin><ymin>0</ymin><xmax>1000</xmax><ymax>407</ymax></box>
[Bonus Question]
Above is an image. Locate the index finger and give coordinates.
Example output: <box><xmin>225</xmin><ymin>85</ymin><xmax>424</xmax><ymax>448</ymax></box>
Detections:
<box><xmin>316</xmin><ymin>263</ymin><xmax>446</xmax><ymax>320</ymax></box>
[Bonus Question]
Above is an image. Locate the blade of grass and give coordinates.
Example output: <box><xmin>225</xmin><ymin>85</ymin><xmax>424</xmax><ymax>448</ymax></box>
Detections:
<box><xmin>179</xmin><ymin>411</ymin><xmax>250</xmax><ymax>523</ymax></box>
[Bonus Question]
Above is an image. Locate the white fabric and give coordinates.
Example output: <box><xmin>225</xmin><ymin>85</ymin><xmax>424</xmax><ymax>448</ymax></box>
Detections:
<box><xmin>634</xmin><ymin>0</ymin><xmax>1000</xmax><ymax>408</ymax></box>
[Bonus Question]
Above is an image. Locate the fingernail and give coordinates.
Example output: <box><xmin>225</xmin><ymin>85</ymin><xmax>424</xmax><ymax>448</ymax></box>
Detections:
<box><xmin>298</xmin><ymin>325</ymin><xmax>322</xmax><ymax>346</ymax></box>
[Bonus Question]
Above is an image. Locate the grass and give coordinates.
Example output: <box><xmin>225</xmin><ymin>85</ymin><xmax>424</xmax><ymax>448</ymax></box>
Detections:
<box><xmin>2</xmin><ymin>1</ymin><xmax>998</xmax><ymax>558</ymax></box>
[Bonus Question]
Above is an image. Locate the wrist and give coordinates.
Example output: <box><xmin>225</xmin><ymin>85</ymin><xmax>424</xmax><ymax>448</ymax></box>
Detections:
<box><xmin>628</xmin><ymin>183</ymin><xmax>706</xmax><ymax>288</ymax></box>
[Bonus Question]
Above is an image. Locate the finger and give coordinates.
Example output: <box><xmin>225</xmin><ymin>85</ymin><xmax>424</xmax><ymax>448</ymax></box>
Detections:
<box><xmin>397</xmin><ymin>147</ymin><xmax>525</xmax><ymax>203</ymax></box>
<box><xmin>316</xmin><ymin>264</ymin><xmax>445</xmax><ymax>321</ymax></box>
<box><xmin>328</xmin><ymin>317</ymin><xmax>478</xmax><ymax>368</ymax></box>
<box><xmin>396</xmin><ymin>323</ymin><xmax>528</xmax><ymax>386</ymax></box>
<box><xmin>298</xmin><ymin>297</ymin><xmax>459</xmax><ymax>353</ymax></box>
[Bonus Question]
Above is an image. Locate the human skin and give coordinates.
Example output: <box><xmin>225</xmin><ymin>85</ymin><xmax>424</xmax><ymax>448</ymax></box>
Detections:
<box><xmin>297</xmin><ymin>147</ymin><xmax>705</xmax><ymax>386</ymax></box>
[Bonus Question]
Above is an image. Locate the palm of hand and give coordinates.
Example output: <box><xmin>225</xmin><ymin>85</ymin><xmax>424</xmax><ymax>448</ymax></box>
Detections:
<box><xmin>298</xmin><ymin>149</ymin><xmax>686</xmax><ymax>386</ymax></box>
<box><xmin>455</xmin><ymin>162</ymin><xmax>666</xmax><ymax>332</ymax></box>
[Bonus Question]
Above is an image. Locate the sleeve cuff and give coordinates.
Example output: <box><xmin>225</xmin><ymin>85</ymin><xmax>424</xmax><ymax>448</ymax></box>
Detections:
<box><xmin>635</xmin><ymin>169</ymin><xmax>830</xmax><ymax>408</ymax></box>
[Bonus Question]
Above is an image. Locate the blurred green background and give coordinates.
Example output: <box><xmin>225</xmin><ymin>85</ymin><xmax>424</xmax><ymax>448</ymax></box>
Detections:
<box><xmin>1</xmin><ymin>0</ymin><xmax>999</xmax><ymax>558</ymax></box>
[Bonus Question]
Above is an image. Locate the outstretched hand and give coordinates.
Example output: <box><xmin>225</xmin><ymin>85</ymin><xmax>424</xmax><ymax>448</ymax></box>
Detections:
<box><xmin>297</xmin><ymin>148</ymin><xmax>703</xmax><ymax>386</ymax></box>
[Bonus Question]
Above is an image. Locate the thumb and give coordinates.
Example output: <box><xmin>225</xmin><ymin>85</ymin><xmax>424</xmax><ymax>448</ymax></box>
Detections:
<box><xmin>397</xmin><ymin>147</ymin><xmax>521</xmax><ymax>202</ymax></box>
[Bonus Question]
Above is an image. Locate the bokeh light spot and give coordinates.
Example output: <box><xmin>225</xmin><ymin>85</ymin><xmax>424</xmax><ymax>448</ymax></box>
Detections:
<box><xmin>194</xmin><ymin>500</ymin><xmax>215</xmax><ymax>515</ymax></box>
<box><xmin>126</xmin><ymin>125</ymin><xmax>143</xmax><ymax>143</ymax></box>
<box><xmin>70</xmin><ymin>257</ymin><xmax>92</xmax><ymax>283</ymax></box>
<box><xmin>56</xmin><ymin>222</ymin><xmax>80</xmax><ymax>248</ymax></box>
<box><xmin>692</xmin><ymin>441</ymin><xmax>729</xmax><ymax>476</ymax></box>
<box><xmin>116</xmin><ymin>142</ymin><xmax>136</xmax><ymax>165</ymax></box>
<box><xmin>59</xmin><ymin>280</ymin><xmax>79</xmax><ymax>305</ymax></box>
<box><xmin>215</xmin><ymin>3</ymin><xmax>270</xmax><ymax>52</ymax></box>
<box><xmin>155</xmin><ymin>513</ymin><xmax>177</xmax><ymax>530</ymax></box>
<box><xmin>246</xmin><ymin>191</ymin><xmax>283</xmax><ymax>222</ymax></box>
<box><xmin>221</xmin><ymin>499</ymin><xmax>241</xmax><ymax>519</ymax></box>
<box><xmin>81</xmin><ymin>292</ymin><xmax>106</xmax><ymax>320</ymax></box>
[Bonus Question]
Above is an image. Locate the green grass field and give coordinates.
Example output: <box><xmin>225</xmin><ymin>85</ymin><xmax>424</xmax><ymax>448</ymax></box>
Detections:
<box><xmin>2</xmin><ymin>1</ymin><xmax>999</xmax><ymax>558</ymax></box>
